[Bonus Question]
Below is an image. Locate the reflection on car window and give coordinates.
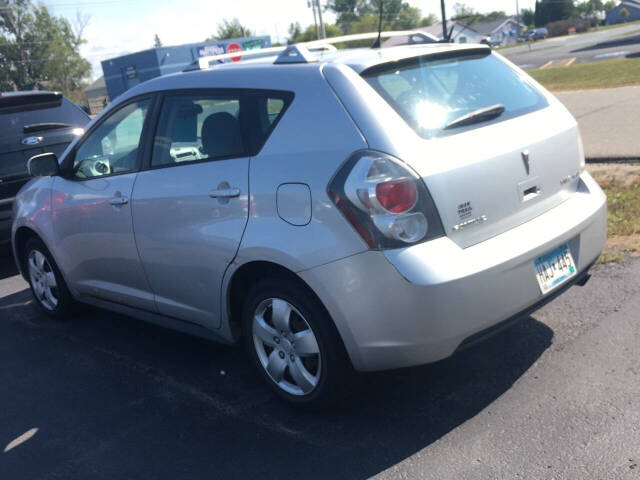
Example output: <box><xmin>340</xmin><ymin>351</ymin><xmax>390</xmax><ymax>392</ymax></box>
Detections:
<box><xmin>73</xmin><ymin>99</ymin><xmax>150</xmax><ymax>179</ymax></box>
<box><xmin>362</xmin><ymin>52</ymin><xmax>547</xmax><ymax>138</ymax></box>
<box><xmin>151</xmin><ymin>95</ymin><xmax>243</xmax><ymax>167</ymax></box>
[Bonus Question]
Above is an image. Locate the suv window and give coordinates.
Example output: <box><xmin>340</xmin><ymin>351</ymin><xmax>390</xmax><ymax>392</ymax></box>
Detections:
<box><xmin>73</xmin><ymin>99</ymin><xmax>151</xmax><ymax>179</ymax></box>
<box><xmin>361</xmin><ymin>51</ymin><xmax>548</xmax><ymax>138</ymax></box>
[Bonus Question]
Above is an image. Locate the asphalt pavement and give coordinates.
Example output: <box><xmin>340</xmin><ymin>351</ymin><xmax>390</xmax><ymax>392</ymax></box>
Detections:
<box><xmin>556</xmin><ymin>85</ymin><xmax>640</xmax><ymax>159</ymax></box>
<box><xmin>502</xmin><ymin>23</ymin><xmax>640</xmax><ymax>69</ymax></box>
<box><xmin>1</xmin><ymin>248</ymin><xmax>639</xmax><ymax>479</ymax></box>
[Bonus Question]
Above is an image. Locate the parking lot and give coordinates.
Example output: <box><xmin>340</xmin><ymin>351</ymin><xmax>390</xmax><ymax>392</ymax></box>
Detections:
<box><xmin>503</xmin><ymin>23</ymin><xmax>640</xmax><ymax>70</ymax></box>
<box><xmin>1</xmin><ymin>248</ymin><xmax>639</xmax><ymax>479</ymax></box>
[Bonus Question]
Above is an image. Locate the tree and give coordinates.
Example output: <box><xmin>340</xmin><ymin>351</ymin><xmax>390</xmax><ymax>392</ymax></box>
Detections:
<box><xmin>287</xmin><ymin>22</ymin><xmax>302</xmax><ymax>44</ymax></box>
<box><xmin>619</xmin><ymin>7</ymin><xmax>630</xmax><ymax>21</ymax></box>
<box><xmin>419</xmin><ymin>14</ymin><xmax>438</xmax><ymax>27</ymax></box>
<box><xmin>288</xmin><ymin>23</ymin><xmax>341</xmax><ymax>43</ymax></box>
<box><xmin>0</xmin><ymin>0</ymin><xmax>91</xmax><ymax>94</ymax></box>
<box><xmin>521</xmin><ymin>8</ymin><xmax>535</xmax><ymax>26</ymax></box>
<box><xmin>327</xmin><ymin>0</ymin><xmax>421</xmax><ymax>32</ymax></box>
<box><xmin>603</xmin><ymin>0</ymin><xmax>617</xmax><ymax>11</ymax></box>
<box><xmin>452</xmin><ymin>3</ymin><xmax>476</xmax><ymax>20</ymax></box>
<box><xmin>534</xmin><ymin>0</ymin><xmax>575</xmax><ymax>27</ymax></box>
<box><xmin>153</xmin><ymin>33</ymin><xmax>162</xmax><ymax>47</ymax></box>
<box><xmin>207</xmin><ymin>18</ymin><xmax>251</xmax><ymax>41</ymax></box>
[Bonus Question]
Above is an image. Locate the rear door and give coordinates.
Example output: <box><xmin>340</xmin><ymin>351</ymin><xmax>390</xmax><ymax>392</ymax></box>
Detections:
<box><xmin>132</xmin><ymin>90</ymin><xmax>290</xmax><ymax>329</ymax></box>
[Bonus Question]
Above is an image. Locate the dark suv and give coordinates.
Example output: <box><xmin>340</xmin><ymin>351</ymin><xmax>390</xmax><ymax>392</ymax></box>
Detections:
<box><xmin>0</xmin><ymin>91</ymin><xmax>90</xmax><ymax>243</ymax></box>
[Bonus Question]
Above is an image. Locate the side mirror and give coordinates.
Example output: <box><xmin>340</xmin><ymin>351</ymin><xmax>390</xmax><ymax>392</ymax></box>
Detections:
<box><xmin>27</xmin><ymin>152</ymin><xmax>60</xmax><ymax>177</ymax></box>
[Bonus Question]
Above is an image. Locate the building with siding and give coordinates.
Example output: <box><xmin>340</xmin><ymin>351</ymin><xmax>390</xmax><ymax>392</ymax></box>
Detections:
<box><xmin>606</xmin><ymin>1</ymin><xmax>640</xmax><ymax>24</ymax></box>
<box><xmin>101</xmin><ymin>36</ymin><xmax>271</xmax><ymax>101</ymax></box>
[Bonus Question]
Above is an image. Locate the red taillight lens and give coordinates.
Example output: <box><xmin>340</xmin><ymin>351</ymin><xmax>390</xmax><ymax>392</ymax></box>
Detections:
<box><xmin>375</xmin><ymin>179</ymin><xmax>417</xmax><ymax>213</ymax></box>
<box><xmin>328</xmin><ymin>150</ymin><xmax>444</xmax><ymax>249</ymax></box>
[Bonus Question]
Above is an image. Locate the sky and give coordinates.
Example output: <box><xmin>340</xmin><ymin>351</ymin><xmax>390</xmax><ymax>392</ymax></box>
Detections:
<box><xmin>43</xmin><ymin>0</ymin><xmax>538</xmax><ymax>80</ymax></box>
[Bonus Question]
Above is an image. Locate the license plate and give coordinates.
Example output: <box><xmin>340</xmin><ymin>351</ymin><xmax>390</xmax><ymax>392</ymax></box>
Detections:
<box><xmin>534</xmin><ymin>244</ymin><xmax>576</xmax><ymax>294</ymax></box>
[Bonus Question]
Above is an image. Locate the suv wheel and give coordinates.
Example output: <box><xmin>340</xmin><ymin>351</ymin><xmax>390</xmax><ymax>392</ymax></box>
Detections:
<box><xmin>242</xmin><ymin>276</ymin><xmax>355</xmax><ymax>409</ymax></box>
<box><xmin>23</xmin><ymin>237</ymin><xmax>75</xmax><ymax>318</ymax></box>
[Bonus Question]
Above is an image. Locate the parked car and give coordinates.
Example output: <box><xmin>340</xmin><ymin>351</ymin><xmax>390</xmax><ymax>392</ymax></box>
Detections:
<box><xmin>0</xmin><ymin>91</ymin><xmax>89</xmax><ymax>243</ymax></box>
<box><xmin>524</xmin><ymin>27</ymin><xmax>549</xmax><ymax>41</ymax></box>
<box><xmin>12</xmin><ymin>42</ymin><xmax>606</xmax><ymax>408</ymax></box>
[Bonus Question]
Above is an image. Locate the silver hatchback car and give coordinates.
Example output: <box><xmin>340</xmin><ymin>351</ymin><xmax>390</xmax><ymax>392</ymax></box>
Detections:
<box><xmin>12</xmin><ymin>39</ymin><xmax>606</xmax><ymax>407</ymax></box>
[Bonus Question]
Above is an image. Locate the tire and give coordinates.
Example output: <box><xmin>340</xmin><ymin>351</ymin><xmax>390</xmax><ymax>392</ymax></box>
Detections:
<box><xmin>23</xmin><ymin>237</ymin><xmax>75</xmax><ymax>319</ymax></box>
<box><xmin>241</xmin><ymin>275</ymin><xmax>356</xmax><ymax>409</ymax></box>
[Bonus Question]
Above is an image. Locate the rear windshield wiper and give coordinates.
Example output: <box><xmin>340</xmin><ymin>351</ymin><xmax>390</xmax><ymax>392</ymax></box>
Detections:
<box><xmin>443</xmin><ymin>104</ymin><xmax>505</xmax><ymax>130</ymax></box>
<box><xmin>23</xmin><ymin>122</ymin><xmax>73</xmax><ymax>134</ymax></box>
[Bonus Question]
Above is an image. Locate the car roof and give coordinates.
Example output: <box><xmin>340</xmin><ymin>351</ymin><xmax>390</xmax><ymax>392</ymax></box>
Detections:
<box><xmin>205</xmin><ymin>42</ymin><xmax>489</xmax><ymax>73</ymax></box>
<box><xmin>114</xmin><ymin>43</ymin><xmax>491</xmax><ymax>105</ymax></box>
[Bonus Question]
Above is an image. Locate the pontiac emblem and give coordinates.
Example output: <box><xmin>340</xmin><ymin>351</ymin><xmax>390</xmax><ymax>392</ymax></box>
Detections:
<box><xmin>521</xmin><ymin>150</ymin><xmax>530</xmax><ymax>175</ymax></box>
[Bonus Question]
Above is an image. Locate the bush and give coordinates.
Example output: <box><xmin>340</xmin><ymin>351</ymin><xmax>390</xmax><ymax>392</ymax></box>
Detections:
<box><xmin>546</xmin><ymin>18</ymin><xmax>590</xmax><ymax>37</ymax></box>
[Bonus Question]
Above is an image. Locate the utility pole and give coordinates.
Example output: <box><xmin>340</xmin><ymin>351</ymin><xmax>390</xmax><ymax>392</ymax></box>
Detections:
<box><xmin>316</xmin><ymin>0</ymin><xmax>326</xmax><ymax>39</ymax></box>
<box><xmin>308</xmin><ymin>0</ymin><xmax>319</xmax><ymax>39</ymax></box>
<box><xmin>516</xmin><ymin>0</ymin><xmax>520</xmax><ymax>25</ymax></box>
<box><xmin>440</xmin><ymin>0</ymin><xmax>448</xmax><ymax>42</ymax></box>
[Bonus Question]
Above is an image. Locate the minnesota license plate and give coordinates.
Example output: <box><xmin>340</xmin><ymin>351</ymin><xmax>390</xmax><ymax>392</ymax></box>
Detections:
<box><xmin>534</xmin><ymin>244</ymin><xmax>576</xmax><ymax>294</ymax></box>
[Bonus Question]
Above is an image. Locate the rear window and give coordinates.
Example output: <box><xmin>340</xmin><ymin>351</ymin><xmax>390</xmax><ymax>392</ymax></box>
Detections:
<box><xmin>0</xmin><ymin>97</ymin><xmax>89</xmax><ymax>140</ymax></box>
<box><xmin>361</xmin><ymin>51</ymin><xmax>548</xmax><ymax>138</ymax></box>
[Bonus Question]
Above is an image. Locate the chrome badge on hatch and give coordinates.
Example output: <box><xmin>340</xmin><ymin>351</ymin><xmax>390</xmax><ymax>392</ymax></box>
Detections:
<box><xmin>21</xmin><ymin>136</ymin><xmax>43</xmax><ymax>146</ymax></box>
<box><xmin>453</xmin><ymin>215</ymin><xmax>488</xmax><ymax>231</ymax></box>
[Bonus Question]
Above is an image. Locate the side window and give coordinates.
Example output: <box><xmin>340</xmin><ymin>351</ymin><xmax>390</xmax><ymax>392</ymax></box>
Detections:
<box><xmin>73</xmin><ymin>99</ymin><xmax>150</xmax><ymax>179</ymax></box>
<box><xmin>248</xmin><ymin>93</ymin><xmax>292</xmax><ymax>154</ymax></box>
<box><xmin>151</xmin><ymin>94</ymin><xmax>244</xmax><ymax>167</ymax></box>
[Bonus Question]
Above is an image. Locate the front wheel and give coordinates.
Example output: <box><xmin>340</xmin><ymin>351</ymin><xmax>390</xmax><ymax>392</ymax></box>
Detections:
<box><xmin>23</xmin><ymin>237</ymin><xmax>75</xmax><ymax>319</ymax></box>
<box><xmin>242</xmin><ymin>276</ymin><xmax>356</xmax><ymax>409</ymax></box>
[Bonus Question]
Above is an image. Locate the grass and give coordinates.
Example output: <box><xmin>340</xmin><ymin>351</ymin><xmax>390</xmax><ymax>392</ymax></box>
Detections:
<box><xmin>591</xmin><ymin>19</ymin><xmax>640</xmax><ymax>32</ymax></box>
<box><xmin>611</xmin><ymin>27</ymin><xmax>640</xmax><ymax>38</ymax></box>
<box><xmin>529</xmin><ymin>57</ymin><xmax>640</xmax><ymax>90</ymax></box>
<box><xmin>587</xmin><ymin>164</ymin><xmax>640</xmax><ymax>263</ymax></box>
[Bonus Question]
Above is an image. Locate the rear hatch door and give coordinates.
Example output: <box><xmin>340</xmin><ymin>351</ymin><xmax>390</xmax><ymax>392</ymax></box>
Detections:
<box><xmin>0</xmin><ymin>93</ymin><xmax>89</xmax><ymax>214</ymax></box>
<box><xmin>357</xmin><ymin>49</ymin><xmax>583</xmax><ymax>248</ymax></box>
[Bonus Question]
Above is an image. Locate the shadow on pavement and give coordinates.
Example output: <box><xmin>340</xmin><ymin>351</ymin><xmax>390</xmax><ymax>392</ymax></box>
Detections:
<box><xmin>627</xmin><ymin>51</ymin><xmax>640</xmax><ymax>58</ymax></box>
<box><xmin>0</xmin><ymin>247</ymin><xmax>19</xmax><ymax>280</ymax></box>
<box><xmin>0</xmin><ymin>281</ymin><xmax>553</xmax><ymax>479</ymax></box>
<box><xmin>571</xmin><ymin>33</ymin><xmax>640</xmax><ymax>53</ymax></box>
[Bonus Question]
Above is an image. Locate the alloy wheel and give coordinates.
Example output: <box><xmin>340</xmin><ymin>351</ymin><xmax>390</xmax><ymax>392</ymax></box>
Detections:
<box><xmin>27</xmin><ymin>249</ymin><xmax>58</xmax><ymax>311</ymax></box>
<box><xmin>252</xmin><ymin>297</ymin><xmax>322</xmax><ymax>396</ymax></box>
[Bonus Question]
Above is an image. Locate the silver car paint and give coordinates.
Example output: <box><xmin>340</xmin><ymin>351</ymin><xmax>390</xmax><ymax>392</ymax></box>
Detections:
<box><xmin>131</xmin><ymin>157</ymin><xmax>251</xmax><ymax>329</ymax></box>
<box><xmin>50</xmin><ymin>173</ymin><xmax>156</xmax><ymax>310</ymax></box>
<box><xmin>300</xmin><ymin>172</ymin><xmax>606</xmax><ymax>371</ymax></box>
<box><xmin>12</xmin><ymin>45</ymin><xmax>607</xmax><ymax>372</ymax></box>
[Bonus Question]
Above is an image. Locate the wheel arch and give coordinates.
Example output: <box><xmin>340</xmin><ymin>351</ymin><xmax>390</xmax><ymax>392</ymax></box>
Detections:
<box><xmin>13</xmin><ymin>226</ymin><xmax>41</xmax><ymax>279</ymax></box>
<box><xmin>225</xmin><ymin>260</ymin><xmax>338</xmax><ymax>343</ymax></box>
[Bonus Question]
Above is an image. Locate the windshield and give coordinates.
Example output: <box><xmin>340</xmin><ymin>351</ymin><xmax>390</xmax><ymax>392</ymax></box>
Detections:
<box><xmin>361</xmin><ymin>51</ymin><xmax>548</xmax><ymax>138</ymax></box>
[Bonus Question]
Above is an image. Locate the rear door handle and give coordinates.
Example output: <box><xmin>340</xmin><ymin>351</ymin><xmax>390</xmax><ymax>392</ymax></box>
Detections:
<box><xmin>209</xmin><ymin>188</ymin><xmax>240</xmax><ymax>198</ymax></box>
<box><xmin>109</xmin><ymin>195</ymin><xmax>129</xmax><ymax>206</ymax></box>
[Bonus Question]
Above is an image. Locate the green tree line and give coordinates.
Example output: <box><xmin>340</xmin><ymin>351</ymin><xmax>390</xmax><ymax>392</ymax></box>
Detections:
<box><xmin>0</xmin><ymin>0</ymin><xmax>91</xmax><ymax>98</ymax></box>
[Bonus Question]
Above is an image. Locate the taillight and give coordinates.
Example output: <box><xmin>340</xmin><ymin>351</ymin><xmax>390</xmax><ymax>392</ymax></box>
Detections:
<box><xmin>328</xmin><ymin>150</ymin><xmax>444</xmax><ymax>249</ymax></box>
<box><xmin>375</xmin><ymin>179</ymin><xmax>417</xmax><ymax>213</ymax></box>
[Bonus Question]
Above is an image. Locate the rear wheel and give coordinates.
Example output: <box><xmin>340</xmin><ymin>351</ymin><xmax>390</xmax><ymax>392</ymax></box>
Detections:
<box><xmin>23</xmin><ymin>237</ymin><xmax>75</xmax><ymax>319</ymax></box>
<box><xmin>242</xmin><ymin>276</ymin><xmax>355</xmax><ymax>409</ymax></box>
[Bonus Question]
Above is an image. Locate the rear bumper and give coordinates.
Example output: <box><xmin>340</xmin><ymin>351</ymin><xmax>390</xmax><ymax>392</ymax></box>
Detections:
<box><xmin>299</xmin><ymin>172</ymin><xmax>606</xmax><ymax>371</ymax></box>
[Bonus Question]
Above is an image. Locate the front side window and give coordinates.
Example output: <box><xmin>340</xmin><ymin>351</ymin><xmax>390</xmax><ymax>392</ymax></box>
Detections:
<box><xmin>73</xmin><ymin>99</ymin><xmax>151</xmax><ymax>179</ymax></box>
<box><xmin>362</xmin><ymin>51</ymin><xmax>548</xmax><ymax>138</ymax></box>
<box><xmin>151</xmin><ymin>94</ymin><xmax>244</xmax><ymax>167</ymax></box>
